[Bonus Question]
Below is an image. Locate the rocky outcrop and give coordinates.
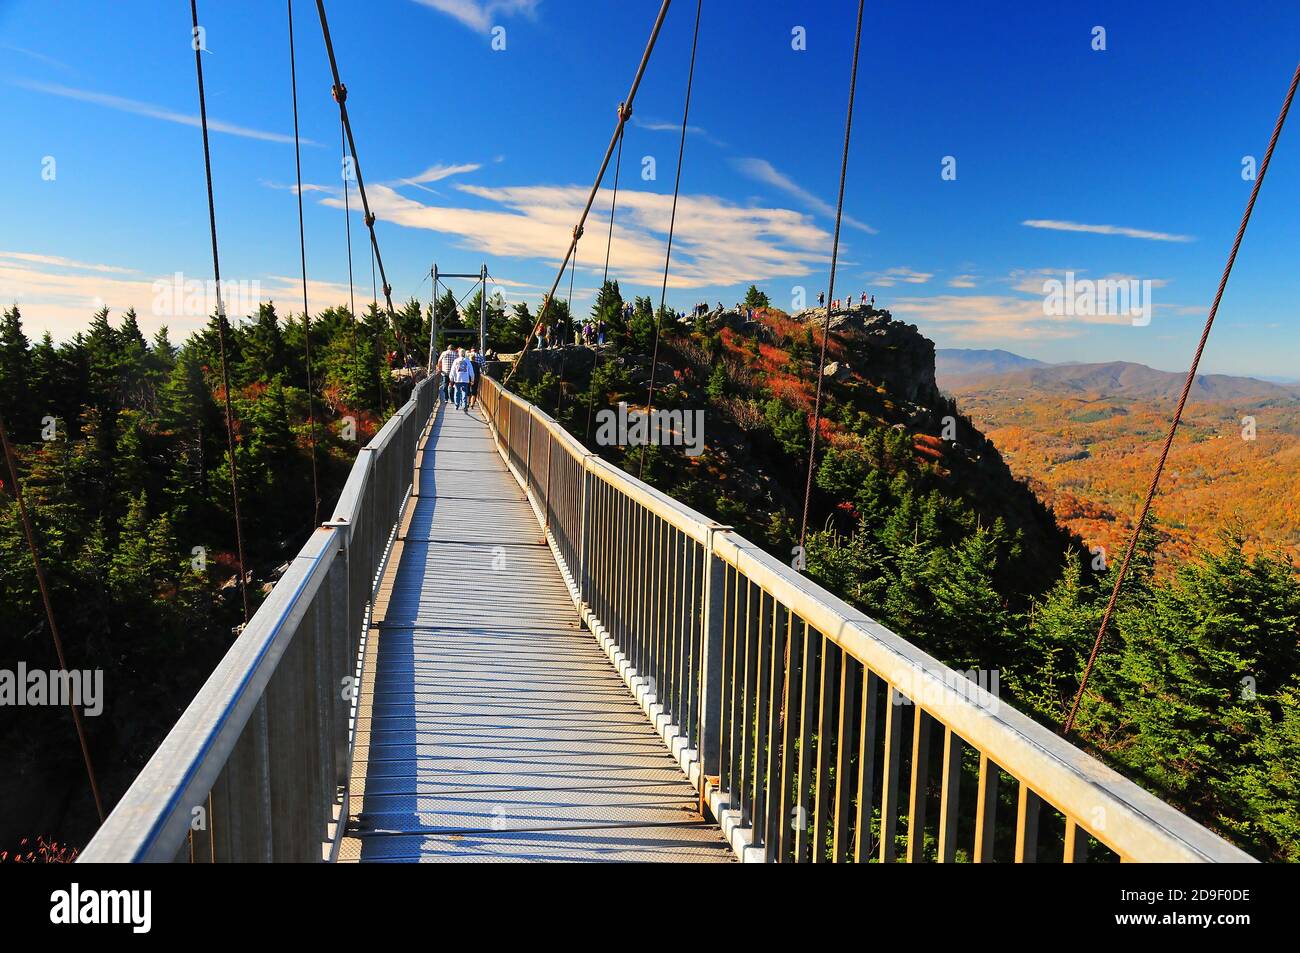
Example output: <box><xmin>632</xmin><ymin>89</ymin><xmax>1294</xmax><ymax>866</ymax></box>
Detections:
<box><xmin>513</xmin><ymin>343</ymin><xmax>600</xmax><ymax>379</ymax></box>
<box><xmin>793</xmin><ymin>306</ymin><xmax>938</xmax><ymax>405</ymax></box>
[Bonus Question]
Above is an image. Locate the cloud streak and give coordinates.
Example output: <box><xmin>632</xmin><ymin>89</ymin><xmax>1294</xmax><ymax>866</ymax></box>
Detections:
<box><xmin>387</xmin><ymin>162</ymin><xmax>483</xmax><ymax>194</ymax></box>
<box><xmin>309</xmin><ymin>179</ymin><xmax>834</xmax><ymax>291</ymax></box>
<box><xmin>15</xmin><ymin>80</ymin><xmax>318</xmax><ymax>146</ymax></box>
<box><xmin>1021</xmin><ymin>219</ymin><xmax>1194</xmax><ymax>243</ymax></box>
<box><xmin>632</xmin><ymin>115</ymin><xmax>726</xmax><ymax>147</ymax></box>
<box><xmin>732</xmin><ymin>157</ymin><xmax>876</xmax><ymax>234</ymax></box>
<box><xmin>411</xmin><ymin>0</ymin><xmax>540</xmax><ymax>33</ymax></box>
<box><xmin>865</xmin><ymin>267</ymin><xmax>932</xmax><ymax>287</ymax></box>
<box><xmin>0</xmin><ymin>252</ymin><xmax>380</xmax><ymax>343</ymax></box>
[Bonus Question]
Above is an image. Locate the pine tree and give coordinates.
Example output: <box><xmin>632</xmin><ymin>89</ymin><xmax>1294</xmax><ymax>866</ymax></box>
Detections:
<box><xmin>590</xmin><ymin>280</ymin><xmax>624</xmax><ymax>330</ymax></box>
<box><xmin>85</xmin><ymin>307</ymin><xmax>123</xmax><ymax>414</ymax></box>
<box><xmin>743</xmin><ymin>284</ymin><xmax>770</xmax><ymax>310</ymax></box>
<box><xmin>159</xmin><ymin>343</ymin><xmax>222</xmax><ymax>537</ymax></box>
<box><xmin>0</xmin><ymin>307</ymin><xmax>32</xmax><ymax>440</ymax></box>
<box><xmin>239</xmin><ymin>303</ymin><xmax>288</xmax><ymax>386</ymax></box>
<box><xmin>705</xmin><ymin>362</ymin><xmax>729</xmax><ymax>400</ymax></box>
<box><xmin>29</xmin><ymin>331</ymin><xmax>58</xmax><ymax>431</ymax></box>
<box><xmin>118</xmin><ymin>309</ymin><xmax>151</xmax><ymax>411</ymax></box>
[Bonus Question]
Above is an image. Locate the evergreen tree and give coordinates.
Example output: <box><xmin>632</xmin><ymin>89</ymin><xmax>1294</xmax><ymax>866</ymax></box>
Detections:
<box><xmin>590</xmin><ymin>279</ymin><xmax>624</xmax><ymax>331</ymax></box>
<box><xmin>29</xmin><ymin>331</ymin><xmax>59</xmax><ymax>430</ymax></box>
<box><xmin>0</xmin><ymin>307</ymin><xmax>32</xmax><ymax>440</ymax></box>
<box><xmin>239</xmin><ymin>302</ymin><xmax>289</xmax><ymax>386</ymax></box>
<box><xmin>743</xmin><ymin>284</ymin><xmax>770</xmax><ymax>310</ymax></box>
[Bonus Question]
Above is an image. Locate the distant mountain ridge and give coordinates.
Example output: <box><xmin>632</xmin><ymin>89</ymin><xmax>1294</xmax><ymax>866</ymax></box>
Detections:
<box><xmin>938</xmin><ymin>350</ymin><xmax>1300</xmax><ymax>403</ymax></box>
<box><xmin>935</xmin><ymin>348</ymin><xmax>1047</xmax><ymax>386</ymax></box>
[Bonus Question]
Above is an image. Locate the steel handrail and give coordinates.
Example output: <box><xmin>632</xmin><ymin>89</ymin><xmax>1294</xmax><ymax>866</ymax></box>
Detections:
<box><xmin>476</xmin><ymin>372</ymin><xmax>1255</xmax><ymax>864</ymax></box>
<box><xmin>80</xmin><ymin>377</ymin><xmax>435</xmax><ymax>862</ymax></box>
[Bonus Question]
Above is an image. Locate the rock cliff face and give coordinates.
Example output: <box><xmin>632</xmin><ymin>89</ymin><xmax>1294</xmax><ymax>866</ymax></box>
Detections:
<box><xmin>791</xmin><ymin>306</ymin><xmax>938</xmax><ymax>405</ymax></box>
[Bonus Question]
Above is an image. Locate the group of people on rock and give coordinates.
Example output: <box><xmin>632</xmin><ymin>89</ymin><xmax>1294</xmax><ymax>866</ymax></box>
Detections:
<box><xmin>817</xmin><ymin>290</ymin><xmax>875</xmax><ymax>310</ymax></box>
<box><xmin>532</xmin><ymin>318</ymin><xmax>610</xmax><ymax>349</ymax></box>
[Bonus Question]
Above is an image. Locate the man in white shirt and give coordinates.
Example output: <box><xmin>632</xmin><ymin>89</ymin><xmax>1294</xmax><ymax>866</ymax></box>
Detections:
<box><xmin>438</xmin><ymin>344</ymin><xmax>458</xmax><ymax>402</ymax></box>
<box><xmin>449</xmin><ymin>348</ymin><xmax>477</xmax><ymax>411</ymax></box>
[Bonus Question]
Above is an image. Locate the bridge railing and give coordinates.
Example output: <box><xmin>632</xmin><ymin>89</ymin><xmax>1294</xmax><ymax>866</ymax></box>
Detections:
<box><xmin>478</xmin><ymin>373</ymin><xmax>1253</xmax><ymax>863</ymax></box>
<box><xmin>80</xmin><ymin>377</ymin><xmax>437</xmax><ymax>863</ymax></box>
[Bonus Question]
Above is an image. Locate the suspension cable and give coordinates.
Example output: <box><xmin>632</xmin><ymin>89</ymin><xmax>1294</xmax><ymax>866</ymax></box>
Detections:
<box><xmin>190</xmin><ymin>0</ymin><xmax>250</xmax><ymax>624</ymax></box>
<box><xmin>587</xmin><ymin>117</ymin><xmax>627</xmax><ymax>443</ymax></box>
<box><xmin>602</xmin><ymin>123</ymin><xmax>625</xmax><ymax>286</ymax></box>
<box><xmin>314</xmin><ymin>0</ymin><xmax>407</xmax><ymax>370</ymax></box>
<box><xmin>797</xmin><ymin>0</ymin><xmax>865</xmax><ymax>554</ymax></box>
<box><xmin>1062</xmin><ymin>60</ymin><xmax>1300</xmax><ymax>737</ymax></box>
<box><xmin>338</xmin><ymin>111</ymin><xmax>371</xmax><ymax>413</ymax></box>
<box><xmin>567</xmin><ymin>231</ymin><xmax>578</xmax><ymax>324</ymax></box>
<box><xmin>640</xmin><ymin>0</ymin><xmax>703</xmax><ymax>480</ymax></box>
<box><xmin>556</xmin><ymin>233</ymin><xmax>579</xmax><ymax>418</ymax></box>
<box><xmin>287</xmin><ymin>0</ymin><xmax>320</xmax><ymax>526</ymax></box>
<box><xmin>503</xmin><ymin>0</ymin><xmax>673</xmax><ymax>387</ymax></box>
<box><xmin>372</xmin><ymin>241</ymin><xmax>393</xmax><ymax>410</ymax></box>
<box><xmin>0</xmin><ymin>413</ymin><xmax>104</xmax><ymax>822</ymax></box>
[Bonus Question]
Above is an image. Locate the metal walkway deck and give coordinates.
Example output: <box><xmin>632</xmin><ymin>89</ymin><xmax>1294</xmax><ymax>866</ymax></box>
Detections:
<box><xmin>339</xmin><ymin>400</ymin><xmax>733</xmax><ymax>862</ymax></box>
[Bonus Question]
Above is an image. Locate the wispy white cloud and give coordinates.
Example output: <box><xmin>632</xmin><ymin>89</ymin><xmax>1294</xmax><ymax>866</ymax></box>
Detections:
<box><xmin>0</xmin><ymin>253</ymin><xmax>379</xmax><ymax>343</ymax></box>
<box><xmin>387</xmin><ymin>162</ymin><xmax>482</xmax><ymax>195</ymax></box>
<box><xmin>865</xmin><ymin>267</ymin><xmax>932</xmax><ymax>287</ymax></box>
<box><xmin>1021</xmin><ymin>218</ymin><xmax>1194</xmax><ymax>243</ymax></box>
<box><xmin>948</xmin><ymin>274</ymin><xmax>978</xmax><ymax>288</ymax></box>
<box><xmin>0</xmin><ymin>251</ymin><xmax>138</xmax><ymax>275</ymax></box>
<box><xmin>632</xmin><ymin>115</ymin><xmax>726</xmax><ymax>147</ymax></box>
<box><xmin>890</xmin><ymin>294</ymin><xmax>1085</xmax><ymax>342</ymax></box>
<box><xmin>1006</xmin><ymin>267</ymin><xmax>1169</xmax><ymax>295</ymax></box>
<box><xmin>1</xmin><ymin>44</ymin><xmax>75</xmax><ymax>73</ymax></box>
<box><xmin>732</xmin><ymin>157</ymin><xmax>875</xmax><ymax>234</ymax></box>
<box><xmin>304</xmin><ymin>179</ymin><xmax>832</xmax><ymax>290</ymax></box>
<box><xmin>888</xmin><ymin>264</ymin><xmax>1175</xmax><ymax>343</ymax></box>
<box><xmin>14</xmin><ymin>80</ymin><xmax>318</xmax><ymax>146</ymax></box>
<box><xmin>411</xmin><ymin>0</ymin><xmax>540</xmax><ymax>33</ymax></box>
<box><xmin>402</xmin><ymin>163</ymin><xmax>482</xmax><ymax>185</ymax></box>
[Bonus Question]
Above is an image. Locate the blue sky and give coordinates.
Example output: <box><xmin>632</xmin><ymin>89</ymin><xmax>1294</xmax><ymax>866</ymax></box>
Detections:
<box><xmin>1</xmin><ymin>0</ymin><xmax>1298</xmax><ymax>377</ymax></box>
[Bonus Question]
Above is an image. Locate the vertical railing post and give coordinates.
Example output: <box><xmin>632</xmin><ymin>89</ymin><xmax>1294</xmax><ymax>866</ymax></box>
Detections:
<box><xmin>542</xmin><ymin>421</ymin><xmax>554</xmax><ymax>529</ymax></box>
<box><xmin>322</xmin><ymin>520</ymin><xmax>352</xmax><ymax>787</ymax></box>
<box><xmin>578</xmin><ymin>455</ymin><xmax>591</xmax><ymax>607</ymax></box>
<box><xmin>212</xmin><ymin>698</ymin><xmax>272</xmax><ymax>862</ymax></box>
<box><xmin>524</xmin><ymin>405</ymin><xmax>533</xmax><ymax>484</ymax></box>
<box><xmin>696</xmin><ymin>524</ymin><xmax>733</xmax><ymax>789</ymax></box>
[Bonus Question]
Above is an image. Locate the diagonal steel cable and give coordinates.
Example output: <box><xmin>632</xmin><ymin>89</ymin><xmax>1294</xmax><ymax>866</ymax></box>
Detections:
<box><xmin>1063</xmin><ymin>61</ymin><xmax>1300</xmax><ymax>736</ymax></box>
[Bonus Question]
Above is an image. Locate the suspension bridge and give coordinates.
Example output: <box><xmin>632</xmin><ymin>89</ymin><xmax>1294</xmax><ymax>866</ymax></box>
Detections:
<box><xmin>77</xmin><ymin>369</ymin><xmax>1254</xmax><ymax>863</ymax></box>
<box><xmin>19</xmin><ymin>0</ymin><xmax>1292</xmax><ymax>863</ymax></box>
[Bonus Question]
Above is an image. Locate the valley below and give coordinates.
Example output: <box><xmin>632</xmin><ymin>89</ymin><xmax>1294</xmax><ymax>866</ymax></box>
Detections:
<box><xmin>941</xmin><ymin>355</ymin><xmax>1300</xmax><ymax>571</ymax></box>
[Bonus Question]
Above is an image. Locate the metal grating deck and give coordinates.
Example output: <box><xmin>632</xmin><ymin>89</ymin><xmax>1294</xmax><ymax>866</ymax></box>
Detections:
<box><xmin>339</xmin><ymin>401</ymin><xmax>733</xmax><ymax>862</ymax></box>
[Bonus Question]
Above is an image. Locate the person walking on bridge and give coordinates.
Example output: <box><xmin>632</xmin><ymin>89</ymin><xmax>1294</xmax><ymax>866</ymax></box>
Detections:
<box><xmin>449</xmin><ymin>347</ymin><xmax>477</xmax><ymax>412</ymax></box>
<box><xmin>468</xmin><ymin>346</ymin><xmax>485</xmax><ymax>408</ymax></box>
<box><xmin>438</xmin><ymin>344</ymin><xmax>457</xmax><ymax>402</ymax></box>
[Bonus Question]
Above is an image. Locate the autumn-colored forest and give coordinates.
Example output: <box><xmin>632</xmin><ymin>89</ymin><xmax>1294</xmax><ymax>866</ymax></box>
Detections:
<box><xmin>952</xmin><ymin>389</ymin><xmax>1300</xmax><ymax>571</ymax></box>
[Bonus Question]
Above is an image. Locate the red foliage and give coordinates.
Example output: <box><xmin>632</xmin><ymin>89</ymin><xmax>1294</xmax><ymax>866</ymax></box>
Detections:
<box><xmin>0</xmin><ymin>836</ymin><xmax>78</xmax><ymax>863</ymax></box>
<box><xmin>766</xmin><ymin>373</ymin><xmax>812</xmax><ymax>409</ymax></box>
